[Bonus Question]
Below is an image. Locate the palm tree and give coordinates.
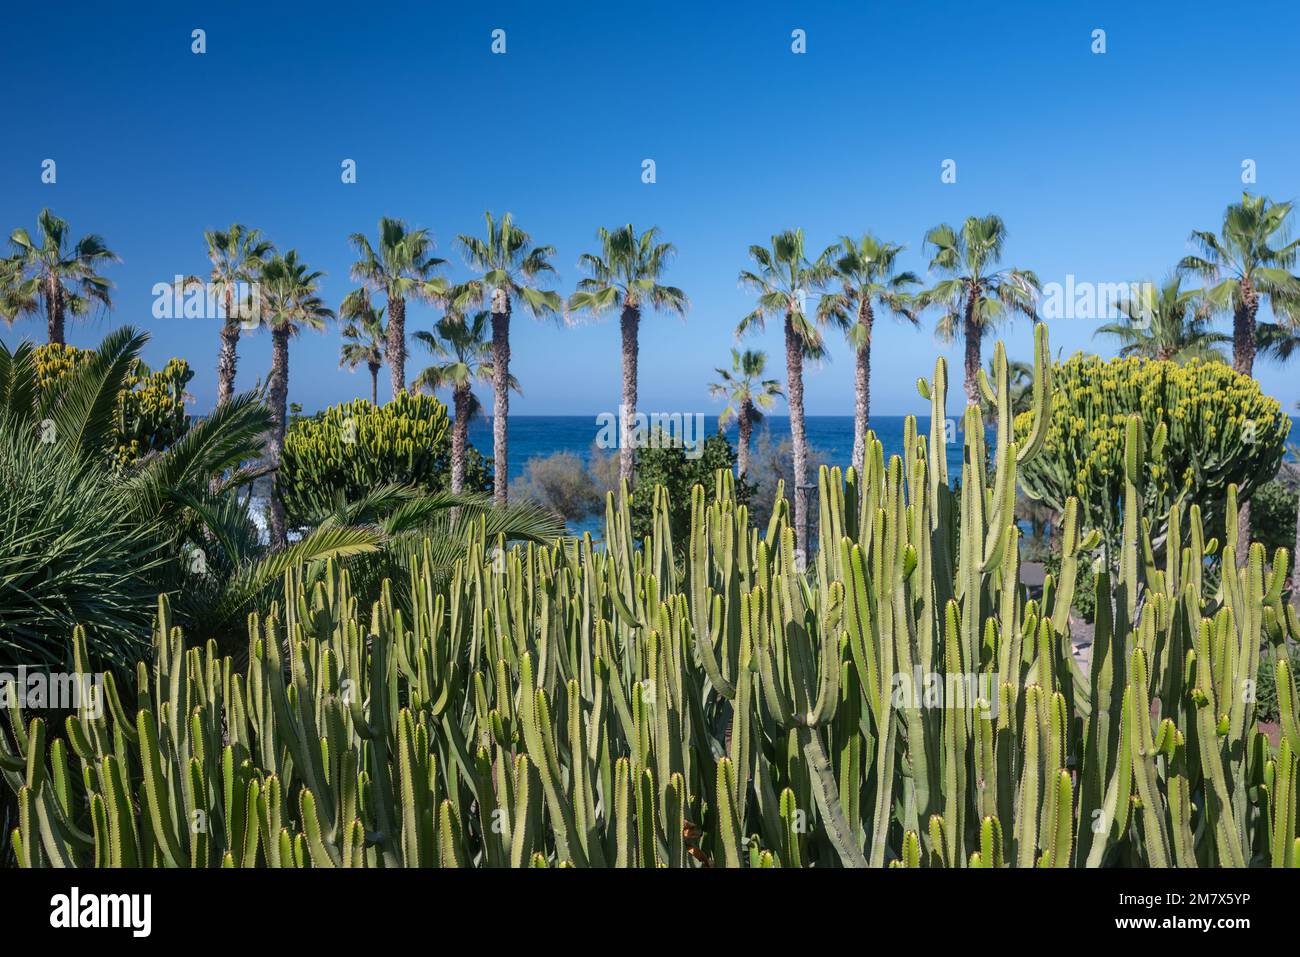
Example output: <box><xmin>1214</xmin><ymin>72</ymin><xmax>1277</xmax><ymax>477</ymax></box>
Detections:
<box><xmin>259</xmin><ymin>251</ymin><xmax>335</xmax><ymax>547</ymax></box>
<box><xmin>1179</xmin><ymin>194</ymin><xmax>1300</xmax><ymax>564</ymax></box>
<box><xmin>817</xmin><ymin>234</ymin><xmax>919</xmax><ymax>471</ymax></box>
<box><xmin>195</xmin><ymin>225</ymin><xmax>273</xmax><ymax>407</ymax></box>
<box><xmin>919</xmin><ymin>215</ymin><xmax>1040</xmax><ymax>407</ymax></box>
<box><xmin>1178</xmin><ymin>192</ymin><xmax>1300</xmax><ymax>376</ymax></box>
<box><xmin>0</xmin><ymin>209</ymin><xmax>118</xmax><ymax>345</ymax></box>
<box><xmin>707</xmin><ymin>348</ymin><xmax>782</xmax><ymax>478</ymax></box>
<box><xmin>454</xmin><ymin>212</ymin><xmax>562</xmax><ymax>504</ymax></box>
<box><xmin>568</xmin><ymin>225</ymin><xmax>688</xmax><ymax>486</ymax></box>
<box><xmin>412</xmin><ymin>310</ymin><xmax>516</xmax><ymax>495</ymax></box>
<box><xmin>347</xmin><ymin>218</ymin><xmax>446</xmax><ymax>401</ymax></box>
<box><xmin>737</xmin><ymin>228</ymin><xmax>837</xmax><ymax>558</ymax></box>
<box><xmin>1094</xmin><ymin>275</ymin><xmax>1228</xmax><ymax>363</ymax></box>
<box><xmin>339</xmin><ymin>300</ymin><xmax>387</xmax><ymax>405</ymax></box>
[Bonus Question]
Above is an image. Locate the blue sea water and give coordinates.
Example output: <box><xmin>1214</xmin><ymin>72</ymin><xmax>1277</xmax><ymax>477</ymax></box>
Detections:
<box><xmin>469</xmin><ymin>415</ymin><xmax>964</xmax><ymax>485</ymax></box>
<box><xmin>470</xmin><ymin>415</ymin><xmax>949</xmax><ymax>536</ymax></box>
<box><xmin>470</xmin><ymin>414</ymin><xmax>1300</xmax><ymax>537</ymax></box>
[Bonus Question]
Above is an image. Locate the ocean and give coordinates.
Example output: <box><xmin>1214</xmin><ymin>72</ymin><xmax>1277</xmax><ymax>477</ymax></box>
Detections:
<box><xmin>471</xmin><ymin>415</ymin><xmax>960</xmax><ymax>483</ymax></box>
<box><xmin>471</xmin><ymin>415</ymin><xmax>1300</xmax><ymax>537</ymax></box>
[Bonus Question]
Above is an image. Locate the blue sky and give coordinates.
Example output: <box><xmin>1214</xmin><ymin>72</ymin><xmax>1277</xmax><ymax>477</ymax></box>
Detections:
<box><xmin>3</xmin><ymin>0</ymin><xmax>1299</xmax><ymax>417</ymax></box>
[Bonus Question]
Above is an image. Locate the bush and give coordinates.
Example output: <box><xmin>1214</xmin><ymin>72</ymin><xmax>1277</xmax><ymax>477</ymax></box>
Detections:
<box><xmin>1016</xmin><ymin>354</ymin><xmax>1289</xmax><ymax>554</ymax></box>
<box><xmin>630</xmin><ymin>431</ymin><xmax>752</xmax><ymax>546</ymax></box>
<box><xmin>509</xmin><ymin>451</ymin><xmax>603</xmax><ymax>521</ymax></box>
<box><xmin>1250</xmin><ymin>478</ymin><xmax>1298</xmax><ymax>554</ymax></box>
<box><xmin>279</xmin><ymin>394</ymin><xmax>490</xmax><ymax>524</ymax></box>
<box><xmin>34</xmin><ymin>343</ymin><xmax>193</xmax><ymax>468</ymax></box>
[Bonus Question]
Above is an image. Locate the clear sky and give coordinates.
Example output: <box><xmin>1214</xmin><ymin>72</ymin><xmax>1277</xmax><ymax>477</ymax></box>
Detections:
<box><xmin>3</xmin><ymin>0</ymin><xmax>1298</xmax><ymax>417</ymax></box>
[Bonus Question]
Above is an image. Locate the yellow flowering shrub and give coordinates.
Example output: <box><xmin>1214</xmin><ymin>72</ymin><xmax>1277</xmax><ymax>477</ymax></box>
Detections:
<box><xmin>34</xmin><ymin>343</ymin><xmax>193</xmax><ymax>468</ymax></box>
<box><xmin>1014</xmin><ymin>353</ymin><xmax>1289</xmax><ymax>549</ymax></box>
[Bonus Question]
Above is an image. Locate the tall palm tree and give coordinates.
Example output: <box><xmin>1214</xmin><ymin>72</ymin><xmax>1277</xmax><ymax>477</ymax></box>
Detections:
<box><xmin>817</xmin><ymin>234</ymin><xmax>919</xmax><ymax>471</ymax></box>
<box><xmin>193</xmin><ymin>225</ymin><xmax>273</xmax><ymax>407</ymax></box>
<box><xmin>568</xmin><ymin>225</ymin><xmax>688</xmax><ymax>485</ymax></box>
<box><xmin>412</xmin><ymin>311</ymin><xmax>514</xmax><ymax>495</ymax></box>
<box><xmin>707</xmin><ymin>348</ymin><xmax>782</xmax><ymax>478</ymax></box>
<box><xmin>259</xmin><ymin>251</ymin><xmax>335</xmax><ymax>547</ymax></box>
<box><xmin>1178</xmin><ymin>192</ymin><xmax>1300</xmax><ymax>376</ymax></box>
<box><xmin>919</xmin><ymin>215</ymin><xmax>1040</xmax><ymax>407</ymax></box>
<box><xmin>0</xmin><ymin>209</ymin><xmax>118</xmax><ymax>345</ymax></box>
<box><xmin>454</xmin><ymin>212</ymin><xmax>562</xmax><ymax>504</ymax></box>
<box><xmin>347</xmin><ymin>218</ymin><xmax>446</xmax><ymax>400</ymax></box>
<box><xmin>1094</xmin><ymin>276</ymin><xmax>1227</xmax><ymax>363</ymax></box>
<box><xmin>339</xmin><ymin>299</ymin><xmax>387</xmax><ymax>405</ymax></box>
<box><xmin>737</xmin><ymin>228</ymin><xmax>837</xmax><ymax>558</ymax></box>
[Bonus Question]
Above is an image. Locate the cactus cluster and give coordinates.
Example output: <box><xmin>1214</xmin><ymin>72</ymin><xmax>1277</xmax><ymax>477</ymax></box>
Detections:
<box><xmin>279</xmin><ymin>394</ymin><xmax>492</xmax><ymax>525</ymax></box>
<box><xmin>5</xmin><ymin>325</ymin><xmax>1299</xmax><ymax>867</ymax></box>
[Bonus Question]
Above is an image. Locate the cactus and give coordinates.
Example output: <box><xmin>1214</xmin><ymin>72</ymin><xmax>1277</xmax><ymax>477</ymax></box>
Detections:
<box><xmin>278</xmin><ymin>393</ymin><xmax>488</xmax><ymax>524</ymax></box>
<box><xmin>3</xmin><ymin>324</ymin><xmax>1297</xmax><ymax>867</ymax></box>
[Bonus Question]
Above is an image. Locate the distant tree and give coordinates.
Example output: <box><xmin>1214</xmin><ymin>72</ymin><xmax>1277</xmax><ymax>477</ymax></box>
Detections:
<box><xmin>347</xmin><ymin>217</ymin><xmax>446</xmax><ymax>399</ymax></box>
<box><xmin>258</xmin><ymin>251</ymin><xmax>335</xmax><ymax>546</ymax></box>
<box><xmin>569</xmin><ymin>224</ymin><xmax>688</xmax><ymax>486</ymax></box>
<box><xmin>919</xmin><ymin>215</ymin><xmax>1039</xmax><ymax>407</ymax></box>
<box><xmin>818</xmin><ymin>234</ymin><xmax>919</xmax><ymax>470</ymax></box>
<box><xmin>737</xmin><ymin>228</ymin><xmax>837</xmax><ymax>559</ymax></box>
<box><xmin>1178</xmin><ymin>192</ymin><xmax>1300</xmax><ymax>376</ymax></box>
<box><xmin>412</xmin><ymin>310</ymin><xmax>509</xmax><ymax>495</ymax></box>
<box><xmin>1094</xmin><ymin>276</ymin><xmax>1227</xmax><ymax>363</ymax></box>
<box><xmin>194</xmin><ymin>224</ymin><xmax>273</xmax><ymax>407</ymax></box>
<box><xmin>707</xmin><ymin>348</ymin><xmax>781</xmax><ymax>478</ymax></box>
<box><xmin>338</xmin><ymin>300</ymin><xmax>387</xmax><ymax>405</ymax></box>
<box><xmin>454</xmin><ymin>212</ymin><xmax>562</xmax><ymax>504</ymax></box>
<box><xmin>0</xmin><ymin>209</ymin><xmax>118</xmax><ymax>345</ymax></box>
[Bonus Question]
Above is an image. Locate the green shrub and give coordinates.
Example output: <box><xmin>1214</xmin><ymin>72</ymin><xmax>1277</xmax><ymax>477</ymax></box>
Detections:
<box><xmin>630</xmin><ymin>430</ymin><xmax>752</xmax><ymax>546</ymax></box>
<box><xmin>1250</xmin><ymin>478</ymin><xmax>1298</xmax><ymax>554</ymax></box>
<box><xmin>1016</xmin><ymin>354</ymin><xmax>1289</xmax><ymax>555</ymax></box>
<box><xmin>509</xmin><ymin>451</ymin><xmax>603</xmax><ymax>521</ymax></box>
<box><xmin>279</xmin><ymin>394</ymin><xmax>490</xmax><ymax>524</ymax></box>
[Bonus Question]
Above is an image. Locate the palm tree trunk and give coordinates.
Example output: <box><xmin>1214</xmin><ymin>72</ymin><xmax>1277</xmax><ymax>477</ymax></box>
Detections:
<box><xmin>785</xmin><ymin>312</ymin><xmax>809</xmax><ymax>560</ymax></box>
<box><xmin>267</xmin><ymin>327</ymin><xmax>290</xmax><ymax>549</ymax></box>
<box><xmin>1232</xmin><ymin>281</ymin><xmax>1259</xmax><ymax>376</ymax></box>
<box><xmin>216</xmin><ymin>322</ymin><xmax>240</xmax><ymax>407</ymax></box>
<box><xmin>451</xmin><ymin>385</ymin><xmax>468</xmax><ymax>495</ymax></box>
<box><xmin>619</xmin><ymin>302</ymin><xmax>640</xmax><ymax>487</ymax></box>
<box><xmin>387</xmin><ymin>295</ymin><xmax>407</xmax><ymax>398</ymax></box>
<box><xmin>368</xmin><ymin>362</ymin><xmax>379</xmax><ymax>406</ymax></box>
<box><xmin>963</xmin><ymin>293</ymin><xmax>983</xmax><ymax>407</ymax></box>
<box><xmin>46</xmin><ymin>279</ymin><xmax>64</xmax><ymax>346</ymax></box>
<box><xmin>737</xmin><ymin>401</ymin><xmax>752</xmax><ymax>478</ymax></box>
<box><xmin>1233</xmin><ymin>284</ymin><xmax>1259</xmax><ymax>563</ymax></box>
<box><xmin>491</xmin><ymin>288</ymin><xmax>511</xmax><ymax>505</ymax></box>
<box><xmin>852</xmin><ymin>300</ymin><xmax>874</xmax><ymax>472</ymax></box>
